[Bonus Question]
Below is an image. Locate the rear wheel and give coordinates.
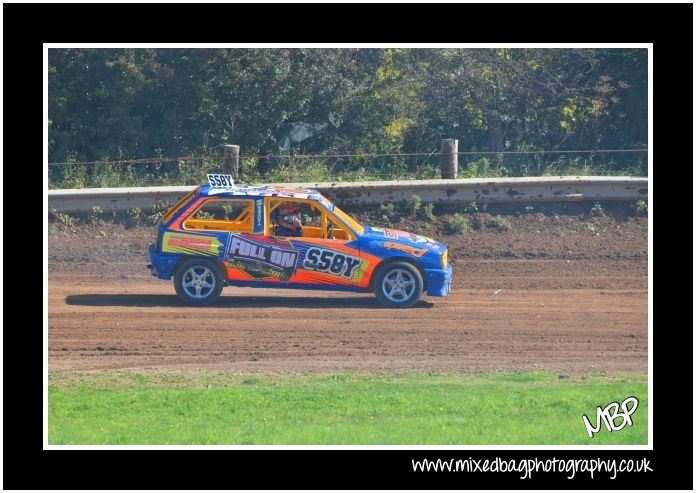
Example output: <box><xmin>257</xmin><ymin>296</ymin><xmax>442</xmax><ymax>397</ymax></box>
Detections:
<box><xmin>373</xmin><ymin>261</ymin><xmax>423</xmax><ymax>308</ymax></box>
<box><xmin>174</xmin><ymin>258</ymin><xmax>224</xmax><ymax>306</ymax></box>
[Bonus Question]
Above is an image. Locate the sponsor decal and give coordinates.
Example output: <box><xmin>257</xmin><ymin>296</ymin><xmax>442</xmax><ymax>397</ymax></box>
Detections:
<box><xmin>202</xmin><ymin>183</ymin><xmax>326</xmax><ymax>203</ymax></box>
<box><xmin>272</xmin><ymin>186</ymin><xmax>310</xmax><ymax>199</ymax></box>
<box><xmin>219</xmin><ymin>186</ymin><xmax>315</xmax><ymax>199</ymax></box>
<box><xmin>254</xmin><ymin>199</ymin><xmax>264</xmax><ymax>233</ymax></box>
<box><xmin>163</xmin><ymin>232</ymin><xmax>222</xmax><ymax>256</ymax></box>
<box><xmin>227</xmin><ymin>234</ymin><xmax>298</xmax><ymax>280</ymax></box>
<box><xmin>383</xmin><ymin>241</ymin><xmax>429</xmax><ymax>257</ymax></box>
<box><xmin>303</xmin><ymin>247</ymin><xmax>362</xmax><ymax>280</ymax></box>
<box><xmin>383</xmin><ymin>228</ymin><xmax>435</xmax><ymax>244</ymax></box>
<box><xmin>215</xmin><ymin>185</ymin><xmax>320</xmax><ymax>203</ymax></box>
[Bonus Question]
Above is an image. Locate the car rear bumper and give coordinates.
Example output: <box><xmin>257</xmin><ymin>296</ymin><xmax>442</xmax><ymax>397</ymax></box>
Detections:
<box><xmin>148</xmin><ymin>243</ymin><xmax>179</xmax><ymax>280</ymax></box>
<box><xmin>424</xmin><ymin>264</ymin><xmax>453</xmax><ymax>297</ymax></box>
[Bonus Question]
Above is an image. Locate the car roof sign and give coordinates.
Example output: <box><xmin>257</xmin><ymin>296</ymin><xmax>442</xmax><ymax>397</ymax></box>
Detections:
<box><xmin>206</xmin><ymin>174</ymin><xmax>236</xmax><ymax>195</ymax></box>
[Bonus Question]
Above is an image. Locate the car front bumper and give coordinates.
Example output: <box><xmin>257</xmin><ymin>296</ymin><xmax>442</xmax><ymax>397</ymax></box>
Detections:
<box><xmin>424</xmin><ymin>264</ymin><xmax>453</xmax><ymax>297</ymax></box>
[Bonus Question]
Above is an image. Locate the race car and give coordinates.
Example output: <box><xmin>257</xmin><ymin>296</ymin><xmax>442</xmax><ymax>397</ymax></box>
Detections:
<box><xmin>148</xmin><ymin>174</ymin><xmax>452</xmax><ymax>308</ymax></box>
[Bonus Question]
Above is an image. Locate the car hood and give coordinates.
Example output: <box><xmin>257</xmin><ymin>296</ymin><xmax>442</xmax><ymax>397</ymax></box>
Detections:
<box><xmin>362</xmin><ymin>225</ymin><xmax>446</xmax><ymax>253</ymax></box>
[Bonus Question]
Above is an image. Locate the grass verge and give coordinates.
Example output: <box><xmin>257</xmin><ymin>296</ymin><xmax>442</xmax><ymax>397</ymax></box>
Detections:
<box><xmin>48</xmin><ymin>371</ymin><xmax>647</xmax><ymax>445</ymax></box>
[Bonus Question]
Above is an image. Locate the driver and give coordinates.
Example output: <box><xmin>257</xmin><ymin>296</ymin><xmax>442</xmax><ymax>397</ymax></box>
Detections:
<box><xmin>274</xmin><ymin>203</ymin><xmax>303</xmax><ymax>237</ymax></box>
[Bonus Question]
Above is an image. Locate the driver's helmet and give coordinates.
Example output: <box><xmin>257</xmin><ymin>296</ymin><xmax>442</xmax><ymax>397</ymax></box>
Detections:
<box><xmin>278</xmin><ymin>204</ymin><xmax>300</xmax><ymax>215</ymax></box>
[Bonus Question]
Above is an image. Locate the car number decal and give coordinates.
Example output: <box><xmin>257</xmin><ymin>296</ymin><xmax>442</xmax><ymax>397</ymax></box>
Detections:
<box><xmin>303</xmin><ymin>247</ymin><xmax>362</xmax><ymax>279</ymax></box>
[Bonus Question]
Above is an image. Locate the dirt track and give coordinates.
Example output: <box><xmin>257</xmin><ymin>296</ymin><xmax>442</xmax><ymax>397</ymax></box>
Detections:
<box><xmin>48</xmin><ymin>212</ymin><xmax>648</xmax><ymax>374</ymax></box>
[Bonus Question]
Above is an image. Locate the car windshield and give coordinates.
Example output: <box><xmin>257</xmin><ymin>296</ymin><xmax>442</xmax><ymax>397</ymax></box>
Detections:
<box><xmin>331</xmin><ymin>202</ymin><xmax>364</xmax><ymax>235</ymax></box>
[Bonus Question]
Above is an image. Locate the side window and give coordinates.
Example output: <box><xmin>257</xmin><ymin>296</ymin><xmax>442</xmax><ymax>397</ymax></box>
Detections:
<box><xmin>326</xmin><ymin>216</ymin><xmax>349</xmax><ymax>240</ymax></box>
<box><xmin>269</xmin><ymin>200</ymin><xmax>322</xmax><ymax>238</ymax></box>
<box><xmin>299</xmin><ymin>203</ymin><xmax>322</xmax><ymax>227</ymax></box>
<box><xmin>162</xmin><ymin>190</ymin><xmax>196</xmax><ymax>225</ymax></box>
<box><xmin>183</xmin><ymin>199</ymin><xmax>253</xmax><ymax>232</ymax></box>
<box><xmin>268</xmin><ymin>199</ymin><xmax>352</xmax><ymax>240</ymax></box>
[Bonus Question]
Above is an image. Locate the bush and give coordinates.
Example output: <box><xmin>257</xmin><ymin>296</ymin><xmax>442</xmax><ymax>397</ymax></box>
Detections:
<box><xmin>147</xmin><ymin>200</ymin><xmax>171</xmax><ymax>224</ymax></box>
<box><xmin>126</xmin><ymin>207</ymin><xmax>142</xmax><ymax>224</ymax></box>
<box><xmin>448</xmin><ymin>213</ymin><xmax>470</xmax><ymax>235</ymax></box>
<box><xmin>590</xmin><ymin>202</ymin><xmax>604</xmax><ymax>217</ymax></box>
<box><xmin>632</xmin><ymin>199</ymin><xmax>648</xmax><ymax>215</ymax></box>
<box><xmin>582</xmin><ymin>221</ymin><xmax>597</xmax><ymax>233</ymax></box>
<box><xmin>55</xmin><ymin>211</ymin><xmax>76</xmax><ymax>227</ymax></box>
<box><xmin>465</xmin><ymin>157</ymin><xmax>492</xmax><ymax>177</ymax></box>
<box><xmin>409</xmin><ymin>194</ymin><xmax>422</xmax><ymax>217</ymax></box>
<box><xmin>378</xmin><ymin>203</ymin><xmax>395</xmax><ymax>226</ymax></box>
<box><xmin>89</xmin><ymin>205</ymin><xmax>103</xmax><ymax>224</ymax></box>
<box><xmin>421</xmin><ymin>202</ymin><xmax>436</xmax><ymax>221</ymax></box>
<box><xmin>379</xmin><ymin>202</ymin><xmax>395</xmax><ymax>218</ymax></box>
<box><xmin>463</xmin><ymin>202</ymin><xmax>479</xmax><ymax>214</ymax></box>
<box><xmin>488</xmin><ymin>215</ymin><xmax>511</xmax><ymax>232</ymax></box>
<box><xmin>417</xmin><ymin>223</ymin><xmax>435</xmax><ymax>235</ymax></box>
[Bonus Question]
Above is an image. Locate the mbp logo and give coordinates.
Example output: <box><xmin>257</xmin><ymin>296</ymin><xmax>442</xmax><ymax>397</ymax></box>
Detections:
<box><xmin>582</xmin><ymin>396</ymin><xmax>639</xmax><ymax>438</ymax></box>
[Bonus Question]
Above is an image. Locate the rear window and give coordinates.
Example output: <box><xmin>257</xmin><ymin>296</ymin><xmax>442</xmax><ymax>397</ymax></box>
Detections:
<box><xmin>183</xmin><ymin>199</ymin><xmax>254</xmax><ymax>232</ymax></box>
<box><xmin>162</xmin><ymin>190</ymin><xmax>196</xmax><ymax>224</ymax></box>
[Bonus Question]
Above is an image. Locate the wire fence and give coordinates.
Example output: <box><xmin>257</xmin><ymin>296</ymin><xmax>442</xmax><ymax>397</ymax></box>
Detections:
<box><xmin>48</xmin><ymin>149</ymin><xmax>648</xmax><ymax>189</ymax></box>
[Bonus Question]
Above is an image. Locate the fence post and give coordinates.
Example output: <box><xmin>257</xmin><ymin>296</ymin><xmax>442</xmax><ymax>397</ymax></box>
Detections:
<box><xmin>222</xmin><ymin>144</ymin><xmax>240</xmax><ymax>180</ymax></box>
<box><xmin>441</xmin><ymin>139</ymin><xmax>458</xmax><ymax>179</ymax></box>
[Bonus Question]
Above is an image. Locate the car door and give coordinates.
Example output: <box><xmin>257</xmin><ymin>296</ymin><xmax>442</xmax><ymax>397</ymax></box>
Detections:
<box><xmin>177</xmin><ymin>196</ymin><xmax>269</xmax><ymax>284</ymax></box>
<box><xmin>216</xmin><ymin>196</ymin><xmax>303</xmax><ymax>284</ymax></box>
<box><xmin>263</xmin><ymin>197</ymin><xmax>365</xmax><ymax>291</ymax></box>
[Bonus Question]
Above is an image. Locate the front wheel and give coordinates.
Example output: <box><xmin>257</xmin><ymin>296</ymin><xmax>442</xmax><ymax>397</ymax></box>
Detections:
<box><xmin>373</xmin><ymin>261</ymin><xmax>423</xmax><ymax>308</ymax></box>
<box><xmin>174</xmin><ymin>258</ymin><xmax>224</xmax><ymax>306</ymax></box>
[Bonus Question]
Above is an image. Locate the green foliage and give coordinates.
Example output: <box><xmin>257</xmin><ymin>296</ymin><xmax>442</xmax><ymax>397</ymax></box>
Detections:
<box><xmin>463</xmin><ymin>157</ymin><xmax>499</xmax><ymax>178</ymax></box>
<box><xmin>421</xmin><ymin>202</ymin><xmax>436</xmax><ymax>221</ymax></box>
<box><xmin>417</xmin><ymin>223</ymin><xmax>435</xmax><ymax>235</ymax></box>
<box><xmin>408</xmin><ymin>194</ymin><xmax>422</xmax><ymax>217</ymax></box>
<box><xmin>379</xmin><ymin>202</ymin><xmax>395</xmax><ymax>218</ymax></box>
<box><xmin>126</xmin><ymin>207</ymin><xmax>142</xmax><ymax>223</ymax></box>
<box><xmin>590</xmin><ymin>202</ymin><xmax>605</xmax><ymax>217</ymax></box>
<box><xmin>89</xmin><ymin>205</ymin><xmax>103</xmax><ymax>224</ymax></box>
<box><xmin>194</xmin><ymin>210</ymin><xmax>214</xmax><ymax>220</ymax></box>
<box><xmin>146</xmin><ymin>200</ymin><xmax>171</xmax><ymax>224</ymax></box>
<box><xmin>58</xmin><ymin>212</ymin><xmax>76</xmax><ymax>227</ymax></box>
<box><xmin>582</xmin><ymin>221</ymin><xmax>597</xmax><ymax>233</ymax></box>
<box><xmin>378</xmin><ymin>203</ymin><xmax>396</xmax><ymax>225</ymax></box>
<box><xmin>448</xmin><ymin>213</ymin><xmax>470</xmax><ymax>235</ymax></box>
<box><xmin>463</xmin><ymin>202</ymin><xmax>479</xmax><ymax>214</ymax></box>
<box><xmin>489</xmin><ymin>215</ymin><xmax>511</xmax><ymax>232</ymax></box>
<box><xmin>632</xmin><ymin>199</ymin><xmax>647</xmax><ymax>215</ymax></box>
<box><xmin>48</xmin><ymin>371</ymin><xmax>648</xmax><ymax>445</ymax></box>
<box><xmin>220</xmin><ymin>203</ymin><xmax>236</xmax><ymax>220</ymax></box>
<box><xmin>48</xmin><ymin>48</ymin><xmax>648</xmax><ymax>188</ymax></box>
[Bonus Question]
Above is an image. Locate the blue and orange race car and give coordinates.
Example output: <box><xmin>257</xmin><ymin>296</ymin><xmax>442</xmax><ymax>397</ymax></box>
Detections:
<box><xmin>148</xmin><ymin>174</ymin><xmax>452</xmax><ymax>307</ymax></box>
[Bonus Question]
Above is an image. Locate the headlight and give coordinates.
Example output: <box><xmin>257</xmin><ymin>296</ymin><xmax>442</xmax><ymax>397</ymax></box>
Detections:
<box><xmin>440</xmin><ymin>250</ymin><xmax>448</xmax><ymax>269</ymax></box>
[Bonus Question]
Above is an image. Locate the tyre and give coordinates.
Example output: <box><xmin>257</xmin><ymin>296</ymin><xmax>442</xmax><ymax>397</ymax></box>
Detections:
<box><xmin>373</xmin><ymin>261</ymin><xmax>423</xmax><ymax>308</ymax></box>
<box><xmin>174</xmin><ymin>258</ymin><xmax>224</xmax><ymax>306</ymax></box>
